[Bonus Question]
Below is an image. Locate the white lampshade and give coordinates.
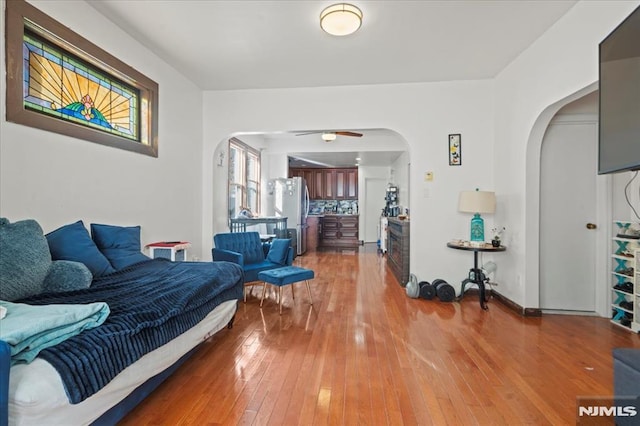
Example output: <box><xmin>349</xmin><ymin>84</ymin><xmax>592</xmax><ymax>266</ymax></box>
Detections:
<box><xmin>320</xmin><ymin>3</ymin><xmax>363</xmax><ymax>36</ymax></box>
<box><xmin>458</xmin><ymin>190</ymin><xmax>496</xmax><ymax>214</ymax></box>
<box><xmin>322</xmin><ymin>132</ymin><xmax>337</xmax><ymax>142</ymax></box>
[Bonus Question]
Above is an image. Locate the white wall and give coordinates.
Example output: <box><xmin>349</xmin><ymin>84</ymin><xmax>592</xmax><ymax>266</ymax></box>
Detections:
<box><xmin>203</xmin><ymin>81</ymin><xmax>496</xmax><ymax>285</ymax></box>
<box><xmin>0</xmin><ymin>0</ymin><xmax>206</xmax><ymax>259</ymax></box>
<box><xmin>494</xmin><ymin>0</ymin><xmax>640</xmax><ymax>307</ymax></box>
<box><xmin>390</xmin><ymin>151</ymin><xmax>410</xmax><ymax>215</ymax></box>
<box><xmin>613</xmin><ymin>172</ymin><xmax>640</xmax><ymax>222</ymax></box>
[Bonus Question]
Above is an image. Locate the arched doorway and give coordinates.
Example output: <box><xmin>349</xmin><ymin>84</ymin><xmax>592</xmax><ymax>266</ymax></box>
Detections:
<box><xmin>525</xmin><ymin>83</ymin><xmax>611</xmax><ymax>316</ymax></box>
<box><xmin>539</xmin><ymin>92</ymin><xmax>600</xmax><ymax>312</ymax></box>
<box><xmin>211</xmin><ymin>129</ymin><xmax>411</xmax><ymax>252</ymax></box>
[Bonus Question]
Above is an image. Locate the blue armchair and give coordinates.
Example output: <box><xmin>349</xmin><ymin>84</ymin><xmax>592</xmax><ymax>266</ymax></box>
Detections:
<box><xmin>212</xmin><ymin>232</ymin><xmax>293</xmax><ymax>300</ymax></box>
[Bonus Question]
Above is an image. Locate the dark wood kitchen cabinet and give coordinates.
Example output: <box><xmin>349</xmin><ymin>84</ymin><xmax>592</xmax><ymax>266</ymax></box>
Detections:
<box><xmin>289</xmin><ymin>167</ymin><xmax>358</xmax><ymax>200</ymax></box>
<box><xmin>347</xmin><ymin>169</ymin><xmax>358</xmax><ymax>198</ymax></box>
<box><xmin>312</xmin><ymin>170</ymin><xmax>324</xmax><ymax>200</ymax></box>
<box><xmin>320</xmin><ymin>215</ymin><xmax>359</xmax><ymax>248</ymax></box>
<box><xmin>320</xmin><ymin>215</ymin><xmax>339</xmax><ymax>243</ymax></box>
<box><xmin>301</xmin><ymin>170</ymin><xmax>313</xmax><ymax>191</ymax></box>
<box><xmin>288</xmin><ymin>169</ymin><xmax>314</xmax><ymax>196</ymax></box>
<box><xmin>335</xmin><ymin>169</ymin><xmax>345</xmax><ymax>199</ymax></box>
<box><xmin>338</xmin><ymin>216</ymin><xmax>359</xmax><ymax>242</ymax></box>
<box><xmin>306</xmin><ymin>216</ymin><xmax>320</xmax><ymax>251</ymax></box>
<box><xmin>323</xmin><ymin>170</ymin><xmax>335</xmax><ymax>199</ymax></box>
<box><xmin>387</xmin><ymin>218</ymin><xmax>410</xmax><ymax>286</ymax></box>
<box><xmin>336</xmin><ymin>168</ymin><xmax>358</xmax><ymax>199</ymax></box>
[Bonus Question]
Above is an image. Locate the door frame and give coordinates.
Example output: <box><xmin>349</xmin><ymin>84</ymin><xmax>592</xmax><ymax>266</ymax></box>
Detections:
<box><xmin>526</xmin><ymin>83</ymin><xmax>613</xmax><ymax>317</ymax></box>
<box><xmin>363</xmin><ymin>177</ymin><xmax>388</xmax><ymax>243</ymax></box>
<box><xmin>539</xmin><ymin>113</ymin><xmax>608</xmax><ymax>313</ymax></box>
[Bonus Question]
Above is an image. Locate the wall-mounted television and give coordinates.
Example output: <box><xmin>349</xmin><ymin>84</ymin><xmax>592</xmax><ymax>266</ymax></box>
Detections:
<box><xmin>598</xmin><ymin>5</ymin><xmax>640</xmax><ymax>175</ymax></box>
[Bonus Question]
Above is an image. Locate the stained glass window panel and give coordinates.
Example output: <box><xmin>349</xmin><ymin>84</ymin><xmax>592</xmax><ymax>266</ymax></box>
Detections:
<box><xmin>22</xmin><ymin>31</ymin><xmax>140</xmax><ymax>142</ymax></box>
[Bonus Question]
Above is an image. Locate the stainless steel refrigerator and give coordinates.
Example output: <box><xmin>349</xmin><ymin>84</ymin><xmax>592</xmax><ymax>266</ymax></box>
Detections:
<box><xmin>265</xmin><ymin>177</ymin><xmax>309</xmax><ymax>255</ymax></box>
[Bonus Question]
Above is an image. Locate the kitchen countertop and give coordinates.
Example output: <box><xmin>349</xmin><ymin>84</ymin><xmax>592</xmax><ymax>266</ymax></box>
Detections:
<box><xmin>387</xmin><ymin>217</ymin><xmax>409</xmax><ymax>223</ymax></box>
<box><xmin>308</xmin><ymin>214</ymin><xmax>359</xmax><ymax>217</ymax></box>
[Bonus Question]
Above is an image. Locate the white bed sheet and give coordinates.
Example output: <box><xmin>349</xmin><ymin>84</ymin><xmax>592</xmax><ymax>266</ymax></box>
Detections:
<box><xmin>8</xmin><ymin>299</ymin><xmax>237</xmax><ymax>426</ymax></box>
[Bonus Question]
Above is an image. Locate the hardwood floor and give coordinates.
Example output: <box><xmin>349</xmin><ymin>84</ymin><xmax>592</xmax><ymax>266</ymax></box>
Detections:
<box><xmin>120</xmin><ymin>245</ymin><xmax>640</xmax><ymax>425</ymax></box>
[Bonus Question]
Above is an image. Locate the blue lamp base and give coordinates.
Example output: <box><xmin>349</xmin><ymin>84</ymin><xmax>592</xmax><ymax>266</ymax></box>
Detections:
<box><xmin>470</xmin><ymin>213</ymin><xmax>485</xmax><ymax>242</ymax></box>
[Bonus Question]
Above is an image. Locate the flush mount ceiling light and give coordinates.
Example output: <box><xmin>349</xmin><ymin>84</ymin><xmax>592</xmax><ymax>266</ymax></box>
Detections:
<box><xmin>322</xmin><ymin>132</ymin><xmax>337</xmax><ymax>142</ymax></box>
<box><xmin>320</xmin><ymin>3</ymin><xmax>363</xmax><ymax>36</ymax></box>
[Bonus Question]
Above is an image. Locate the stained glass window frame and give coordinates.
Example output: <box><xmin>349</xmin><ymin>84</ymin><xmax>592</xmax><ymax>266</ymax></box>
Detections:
<box><xmin>5</xmin><ymin>0</ymin><xmax>159</xmax><ymax>157</ymax></box>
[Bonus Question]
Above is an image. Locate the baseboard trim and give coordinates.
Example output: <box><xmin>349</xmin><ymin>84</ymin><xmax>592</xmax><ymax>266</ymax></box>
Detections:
<box><xmin>464</xmin><ymin>289</ymin><xmax>542</xmax><ymax>317</ymax></box>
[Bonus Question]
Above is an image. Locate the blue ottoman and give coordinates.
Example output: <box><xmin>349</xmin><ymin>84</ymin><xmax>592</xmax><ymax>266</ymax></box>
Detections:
<box><xmin>258</xmin><ymin>266</ymin><xmax>314</xmax><ymax>314</ymax></box>
<box><xmin>613</xmin><ymin>348</ymin><xmax>640</xmax><ymax>425</ymax></box>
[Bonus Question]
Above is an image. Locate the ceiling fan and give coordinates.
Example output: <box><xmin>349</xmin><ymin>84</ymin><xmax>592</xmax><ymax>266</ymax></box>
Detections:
<box><xmin>295</xmin><ymin>130</ymin><xmax>363</xmax><ymax>142</ymax></box>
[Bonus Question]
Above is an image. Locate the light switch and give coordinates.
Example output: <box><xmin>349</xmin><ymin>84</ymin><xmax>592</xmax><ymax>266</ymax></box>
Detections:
<box><xmin>424</xmin><ymin>171</ymin><xmax>433</xmax><ymax>182</ymax></box>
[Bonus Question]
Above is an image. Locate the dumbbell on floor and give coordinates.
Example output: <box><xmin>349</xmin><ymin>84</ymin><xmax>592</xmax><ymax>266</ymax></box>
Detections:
<box><xmin>418</xmin><ymin>281</ymin><xmax>435</xmax><ymax>300</ymax></box>
<box><xmin>431</xmin><ymin>278</ymin><xmax>456</xmax><ymax>302</ymax></box>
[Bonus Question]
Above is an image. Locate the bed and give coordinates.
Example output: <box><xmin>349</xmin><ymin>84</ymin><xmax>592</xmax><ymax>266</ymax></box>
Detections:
<box><xmin>0</xmin><ymin>219</ymin><xmax>244</xmax><ymax>426</ymax></box>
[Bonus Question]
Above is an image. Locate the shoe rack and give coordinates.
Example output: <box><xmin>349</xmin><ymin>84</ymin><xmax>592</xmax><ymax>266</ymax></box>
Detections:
<box><xmin>634</xmin><ymin>248</ymin><xmax>640</xmax><ymax>332</ymax></box>
<box><xmin>611</xmin><ymin>221</ymin><xmax>638</xmax><ymax>331</ymax></box>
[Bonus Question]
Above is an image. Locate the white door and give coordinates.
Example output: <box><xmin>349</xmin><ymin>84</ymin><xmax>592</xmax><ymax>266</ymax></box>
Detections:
<box><xmin>364</xmin><ymin>178</ymin><xmax>388</xmax><ymax>243</ymax></box>
<box><xmin>540</xmin><ymin>120</ymin><xmax>598</xmax><ymax>311</ymax></box>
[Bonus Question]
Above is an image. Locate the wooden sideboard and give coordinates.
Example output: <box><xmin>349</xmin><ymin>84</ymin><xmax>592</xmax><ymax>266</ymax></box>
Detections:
<box><xmin>387</xmin><ymin>218</ymin><xmax>410</xmax><ymax>286</ymax></box>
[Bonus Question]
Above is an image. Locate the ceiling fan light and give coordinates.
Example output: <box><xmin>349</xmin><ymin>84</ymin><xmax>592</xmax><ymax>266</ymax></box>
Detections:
<box><xmin>322</xmin><ymin>132</ymin><xmax>337</xmax><ymax>142</ymax></box>
<box><xmin>320</xmin><ymin>3</ymin><xmax>363</xmax><ymax>36</ymax></box>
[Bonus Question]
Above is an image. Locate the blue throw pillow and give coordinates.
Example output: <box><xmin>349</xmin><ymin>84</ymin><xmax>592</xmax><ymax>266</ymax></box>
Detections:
<box><xmin>266</xmin><ymin>238</ymin><xmax>290</xmax><ymax>265</ymax></box>
<box><xmin>46</xmin><ymin>221</ymin><xmax>115</xmax><ymax>277</ymax></box>
<box><xmin>0</xmin><ymin>218</ymin><xmax>50</xmax><ymax>301</ymax></box>
<box><xmin>91</xmin><ymin>223</ymin><xmax>150</xmax><ymax>269</ymax></box>
<box><xmin>42</xmin><ymin>260</ymin><xmax>93</xmax><ymax>293</ymax></box>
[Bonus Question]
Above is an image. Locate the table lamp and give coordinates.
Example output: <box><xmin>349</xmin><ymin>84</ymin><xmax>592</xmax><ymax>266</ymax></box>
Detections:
<box><xmin>458</xmin><ymin>189</ymin><xmax>496</xmax><ymax>244</ymax></box>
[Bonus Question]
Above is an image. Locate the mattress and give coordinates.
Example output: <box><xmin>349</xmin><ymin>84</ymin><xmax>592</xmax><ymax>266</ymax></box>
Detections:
<box><xmin>8</xmin><ymin>299</ymin><xmax>237</xmax><ymax>426</ymax></box>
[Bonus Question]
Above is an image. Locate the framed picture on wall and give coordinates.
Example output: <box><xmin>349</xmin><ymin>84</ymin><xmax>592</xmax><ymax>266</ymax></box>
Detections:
<box><xmin>449</xmin><ymin>134</ymin><xmax>461</xmax><ymax>166</ymax></box>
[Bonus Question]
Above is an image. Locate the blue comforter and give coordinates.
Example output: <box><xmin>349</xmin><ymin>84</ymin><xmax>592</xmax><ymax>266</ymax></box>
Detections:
<box><xmin>16</xmin><ymin>259</ymin><xmax>243</xmax><ymax>404</ymax></box>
